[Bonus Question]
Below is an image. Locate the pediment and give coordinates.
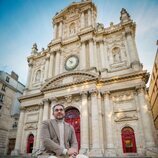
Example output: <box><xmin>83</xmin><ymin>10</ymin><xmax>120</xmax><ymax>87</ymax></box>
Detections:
<box><xmin>41</xmin><ymin>71</ymin><xmax>98</xmax><ymax>92</ymax></box>
<box><xmin>53</xmin><ymin>1</ymin><xmax>93</xmax><ymax>20</ymax></box>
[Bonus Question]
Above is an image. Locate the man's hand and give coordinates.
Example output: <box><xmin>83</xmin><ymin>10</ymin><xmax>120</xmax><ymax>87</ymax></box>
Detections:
<box><xmin>67</xmin><ymin>148</ymin><xmax>78</xmax><ymax>156</ymax></box>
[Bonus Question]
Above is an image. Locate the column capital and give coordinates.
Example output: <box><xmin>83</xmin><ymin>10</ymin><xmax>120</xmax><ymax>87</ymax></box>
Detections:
<box><xmin>89</xmin><ymin>89</ymin><xmax>98</xmax><ymax>96</ymax></box>
<box><xmin>125</xmin><ymin>30</ymin><xmax>132</xmax><ymax>37</ymax></box>
<box><xmin>42</xmin><ymin>98</ymin><xmax>50</xmax><ymax>104</ymax></box>
<box><xmin>135</xmin><ymin>85</ymin><xmax>145</xmax><ymax>94</ymax></box>
<box><xmin>80</xmin><ymin>91</ymin><xmax>88</xmax><ymax>96</ymax></box>
<box><xmin>50</xmin><ymin>97</ymin><xmax>58</xmax><ymax>102</ymax></box>
<box><xmin>102</xmin><ymin>91</ymin><xmax>110</xmax><ymax>95</ymax></box>
<box><xmin>28</xmin><ymin>62</ymin><xmax>33</xmax><ymax>67</ymax></box>
<box><xmin>45</xmin><ymin>54</ymin><xmax>50</xmax><ymax>60</ymax></box>
<box><xmin>19</xmin><ymin>106</ymin><xmax>26</xmax><ymax>111</ymax></box>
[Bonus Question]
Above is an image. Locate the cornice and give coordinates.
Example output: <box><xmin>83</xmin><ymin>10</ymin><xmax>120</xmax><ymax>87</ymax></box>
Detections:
<box><xmin>101</xmin><ymin>70</ymin><xmax>149</xmax><ymax>84</ymax></box>
<box><xmin>19</xmin><ymin>92</ymin><xmax>43</xmax><ymax>102</ymax></box>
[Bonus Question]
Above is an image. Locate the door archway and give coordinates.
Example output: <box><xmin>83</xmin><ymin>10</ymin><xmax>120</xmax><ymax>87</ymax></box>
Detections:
<box><xmin>65</xmin><ymin>107</ymin><xmax>80</xmax><ymax>149</ymax></box>
<box><xmin>121</xmin><ymin>127</ymin><xmax>137</xmax><ymax>153</ymax></box>
<box><xmin>27</xmin><ymin>134</ymin><xmax>34</xmax><ymax>153</ymax></box>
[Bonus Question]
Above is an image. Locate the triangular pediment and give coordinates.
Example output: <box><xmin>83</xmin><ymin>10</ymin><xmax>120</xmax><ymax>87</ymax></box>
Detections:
<box><xmin>41</xmin><ymin>71</ymin><xmax>98</xmax><ymax>92</ymax></box>
<box><xmin>53</xmin><ymin>1</ymin><xmax>95</xmax><ymax>19</ymax></box>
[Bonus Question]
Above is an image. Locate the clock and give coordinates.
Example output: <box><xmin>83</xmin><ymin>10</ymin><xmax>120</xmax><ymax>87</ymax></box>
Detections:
<box><xmin>65</xmin><ymin>55</ymin><xmax>79</xmax><ymax>71</ymax></box>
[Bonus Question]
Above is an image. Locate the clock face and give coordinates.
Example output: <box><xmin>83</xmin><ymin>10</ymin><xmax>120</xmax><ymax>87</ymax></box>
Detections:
<box><xmin>65</xmin><ymin>55</ymin><xmax>79</xmax><ymax>71</ymax></box>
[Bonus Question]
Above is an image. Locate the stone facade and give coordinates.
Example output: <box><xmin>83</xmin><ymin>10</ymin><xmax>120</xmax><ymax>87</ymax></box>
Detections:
<box><xmin>148</xmin><ymin>41</ymin><xmax>158</xmax><ymax>136</ymax></box>
<box><xmin>0</xmin><ymin>71</ymin><xmax>25</xmax><ymax>155</ymax></box>
<box><xmin>13</xmin><ymin>0</ymin><xmax>158</xmax><ymax>157</ymax></box>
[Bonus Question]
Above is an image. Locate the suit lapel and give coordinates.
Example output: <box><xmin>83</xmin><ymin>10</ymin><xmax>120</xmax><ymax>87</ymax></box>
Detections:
<box><xmin>51</xmin><ymin>119</ymin><xmax>60</xmax><ymax>140</ymax></box>
<box><xmin>64</xmin><ymin>122</ymin><xmax>70</xmax><ymax>144</ymax></box>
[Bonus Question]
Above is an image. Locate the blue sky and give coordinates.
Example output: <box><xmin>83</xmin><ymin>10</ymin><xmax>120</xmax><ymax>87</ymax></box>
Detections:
<box><xmin>0</xmin><ymin>0</ymin><xmax>158</xmax><ymax>85</ymax></box>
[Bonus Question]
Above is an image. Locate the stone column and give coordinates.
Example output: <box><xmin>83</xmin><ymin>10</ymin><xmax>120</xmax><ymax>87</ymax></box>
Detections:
<box><xmin>36</xmin><ymin>103</ymin><xmax>43</xmax><ymax>149</ymax></box>
<box><xmin>103</xmin><ymin>92</ymin><xmax>116</xmax><ymax>156</ymax></box>
<box><xmin>88</xmin><ymin>9</ymin><xmax>91</xmax><ymax>26</ymax></box>
<box><xmin>81</xmin><ymin>12</ymin><xmax>85</xmax><ymax>29</ymax></box>
<box><xmin>89</xmin><ymin>90</ymin><xmax>103</xmax><ymax>157</ymax></box>
<box><xmin>80</xmin><ymin>42</ymin><xmax>86</xmax><ymax>70</ymax></box>
<box><xmin>100</xmin><ymin>41</ymin><xmax>105</xmax><ymax>69</ymax></box>
<box><xmin>55</xmin><ymin>51</ymin><xmax>60</xmax><ymax>75</ymax></box>
<box><xmin>97</xmin><ymin>92</ymin><xmax>104</xmax><ymax>151</ymax></box>
<box><xmin>89</xmin><ymin>39</ymin><xmax>95</xmax><ymax>68</ymax></box>
<box><xmin>80</xmin><ymin>92</ymin><xmax>89</xmax><ymax>154</ymax></box>
<box><xmin>26</xmin><ymin>62</ymin><xmax>33</xmax><ymax>89</ymax></box>
<box><xmin>42</xmin><ymin>99</ymin><xmax>50</xmax><ymax>121</ymax></box>
<box><xmin>48</xmin><ymin>52</ymin><xmax>54</xmax><ymax>78</ymax></box>
<box><xmin>103</xmin><ymin>41</ymin><xmax>108</xmax><ymax>71</ymax></box>
<box><xmin>136</xmin><ymin>86</ymin><xmax>155</xmax><ymax>147</ymax></box>
<box><xmin>59</xmin><ymin>53</ymin><xmax>63</xmax><ymax>74</ymax></box>
<box><xmin>53</xmin><ymin>24</ymin><xmax>57</xmax><ymax>39</ymax></box>
<box><xmin>125</xmin><ymin>29</ymin><xmax>140</xmax><ymax>67</ymax></box>
<box><xmin>50</xmin><ymin>97</ymin><xmax>57</xmax><ymax>119</ymax></box>
<box><xmin>94</xmin><ymin>41</ymin><xmax>98</xmax><ymax>69</ymax></box>
<box><xmin>59</xmin><ymin>21</ymin><xmax>63</xmax><ymax>38</ymax></box>
<box><xmin>44</xmin><ymin>55</ymin><xmax>50</xmax><ymax>81</ymax></box>
<box><xmin>12</xmin><ymin>107</ymin><xmax>25</xmax><ymax>155</ymax></box>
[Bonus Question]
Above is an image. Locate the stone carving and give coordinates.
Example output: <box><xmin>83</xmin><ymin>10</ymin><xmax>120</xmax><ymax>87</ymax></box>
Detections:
<box><xmin>41</xmin><ymin>72</ymin><xmax>97</xmax><ymax>91</ymax></box>
<box><xmin>65</xmin><ymin>95</ymin><xmax>72</xmax><ymax>103</ymax></box>
<box><xmin>35</xmin><ymin>70</ymin><xmax>41</xmax><ymax>82</ymax></box>
<box><xmin>112</xmin><ymin>47</ymin><xmax>121</xmax><ymax>63</ymax></box>
<box><xmin>25</xmin><ymin>106</ymin><xmax>39</xmax><ymax>112</ymax></box>
<box><xmin>31</xmin><ymin>43</ymin><xmax>38</xmax><ymax>55</ymax></box>
<box><xmin>112</xmin><ymin>92</ymin><xmax>133</xmax><ymax>103</ymax></box>
<box><xmin>96</xmin><ymin>23</ymin><xmax>104</xmax><ymax>31</ymax></box>
<box><xmin>25</xmin><ymin>123</ymin><xmax>37</xmax><ymax>130</ymax></box>
<box><xmin>115</xmin><ymin>112</ymin><xmax>138</xmax><ymax>122</ymax></box>
<box><xmin>69</xmin><ymin>22</ymin><xmax>76</xmax><ymax>36</ymax></box>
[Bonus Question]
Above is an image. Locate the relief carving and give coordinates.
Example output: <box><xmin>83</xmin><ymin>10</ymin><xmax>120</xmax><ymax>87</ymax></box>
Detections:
<box><xmin>26</xmin><ymin>106</ymin><xmax>39</xmax><ymax>112</ymax></box>
<box><xmin>25</xmin><ymin>123</ymin><xmax>37</xmax><ymax>130</ymax></box>
<box><xmin>112</xmin><ymin>92</ymin><xmax>133</xmax><ymax>103</ymax></box>
<box><xmin>115</xmin><ymin>112</ymin><xmax>138</xmax><ymax>122</ymax></box>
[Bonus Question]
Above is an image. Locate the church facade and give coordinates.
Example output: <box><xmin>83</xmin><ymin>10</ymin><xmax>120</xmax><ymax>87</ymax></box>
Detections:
<box><xmin>13</xmin><ymin>0</ymin><xmax>158</xmax><ymax>157</ymax></box>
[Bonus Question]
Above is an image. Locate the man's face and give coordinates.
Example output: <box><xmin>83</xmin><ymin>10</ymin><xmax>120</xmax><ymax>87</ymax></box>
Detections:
<box><xmin>53</xmin><ymin>105</ymin><xmax>65</xmax><ymax>120</ymax></box>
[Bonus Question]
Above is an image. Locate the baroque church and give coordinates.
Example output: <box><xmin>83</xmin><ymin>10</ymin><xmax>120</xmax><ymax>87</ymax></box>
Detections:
<box><xmin>13</xmin><ymin>0</ymin><xmax>158</xmax><ymax>157</ymax></box>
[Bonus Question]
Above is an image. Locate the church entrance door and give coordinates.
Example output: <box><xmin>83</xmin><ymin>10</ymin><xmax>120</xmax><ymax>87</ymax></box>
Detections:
<box><xmin>121</xmin><ymin>127</ymin><xmax>137</xmax><ymax>153</ymax></box>
<box><xmin>27</xmin><ymin>134</ymin><xmax>34</xmax><ymax>153</ymax></box>
<box><xmin>65</xmin><ymin>108</ymin><xmax>80</xmax><ymax>149</ymax></box>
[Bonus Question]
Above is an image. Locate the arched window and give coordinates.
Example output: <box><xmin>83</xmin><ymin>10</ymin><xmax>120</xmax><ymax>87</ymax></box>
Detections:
<box><xmin>35</xmin><ymin>70</ymin><xmax>41</xmax><ymax>82</ymax></box>
<box><xmin>121</xmin><ymin>127</ymin><xmax>137</xmax><ymax>153</ymax></box>
<box><xmin>112</xmin><ymin>47</ymin><xmax>121</xmax><ymax>63</ymax></box>
<box><xmin>65</xmin><ymin>107</ymin><xmax>80</xmax><ymax>150</ymax></box>
<box><xmin>27</xmin><ymin>134</ymin><xmax>34</xmax><ymax>153</ymax></box>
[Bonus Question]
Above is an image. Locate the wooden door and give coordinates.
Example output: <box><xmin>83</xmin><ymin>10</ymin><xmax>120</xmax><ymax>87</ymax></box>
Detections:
<box><xmin>27</xmin><ymin>134</ymin><xmax>34</xmax><ymax>153</ymax></box>
<box><xmin>121</xmin><ymin>127</ymin><xmax>137</xmax><ymax>153</ymax></box>
<box><xmin>65</xmin><ymin>108</ymin><xmax>80</xmax><ymax>149</ymax></box>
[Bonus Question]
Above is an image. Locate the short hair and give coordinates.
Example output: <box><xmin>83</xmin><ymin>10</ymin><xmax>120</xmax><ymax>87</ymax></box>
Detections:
<box><xmin>52</xmin><ymin>104</ymin><xmax>65</xmax><ymax>112</ymax></box>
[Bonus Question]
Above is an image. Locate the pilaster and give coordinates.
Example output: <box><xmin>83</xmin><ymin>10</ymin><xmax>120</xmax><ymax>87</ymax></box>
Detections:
<box><xmin>103</xmin><ymin>91</ymin><xmax>116</xmax><ymax>156</ymax></box>
<box><xmin>44</xmin><ymin>55</ymin><xmax>50</xmax><ymax>81</ymax></box>
<box><xmin>80</xmin><ymin>91</ymin><xmax>89</xmax><ymax>155</ymax></box>
<box><xmin>42</xmin><ymin>99</ymin><xmax>50</xmax><ymax>121</ymax></box>
<box><xmin>89</xmin><ymin>90</ymin><xmax>103</xmax><ymax>157</ymax></box>
<box><xmin>136</xmin><ymin>86</ymin><xmax>156</xmax><ymax>147</ymax></box>
<box><xmin>48</xmin><ymin>52</ymin><xmax>54</xmax><ymax>78</ymax></box>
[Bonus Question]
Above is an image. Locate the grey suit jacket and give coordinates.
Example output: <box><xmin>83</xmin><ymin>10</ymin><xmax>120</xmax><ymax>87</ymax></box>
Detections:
<box><xmin>39</xmin><ymin>119</ymin><xmax>78</xmax><ymax>156</ymax></box>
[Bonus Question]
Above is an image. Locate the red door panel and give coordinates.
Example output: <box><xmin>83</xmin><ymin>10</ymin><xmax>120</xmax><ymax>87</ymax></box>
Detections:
<box><xmin>65</xmin><ymin>108</ymin><xmax>80</xmax><ymax>149</ymax></box>
<box><xmin>121</xmin><ymin>127</ymin><xmax>137</xmax><ymax>153</ymax></box>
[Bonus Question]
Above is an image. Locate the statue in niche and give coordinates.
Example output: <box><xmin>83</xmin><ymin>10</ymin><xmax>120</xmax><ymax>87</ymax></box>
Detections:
<box><xmin>35</xmin><ymin>70</ymin><xmax>41</xmax><ymax>82</ymax></box>
<box><xmin>112</xmin><ymin>47</ymin><xmax>121</xmax><ymax>63</ymax></box>
<box><xmin>69</xmin><ymin>23</ymin><xmax>76</xmax><ymax>36</ymax></box>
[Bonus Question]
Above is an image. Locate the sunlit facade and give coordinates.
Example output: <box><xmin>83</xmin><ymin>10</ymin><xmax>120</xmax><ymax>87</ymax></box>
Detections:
<box><xmin>13</xmin><ymin>0</ymin><xmax>157</xmax><ymax>157</ymax></box>
<box><xmin>148</xmin><ymin>42</ymin><xmax>158</xmax><ymax>136</ymax></box>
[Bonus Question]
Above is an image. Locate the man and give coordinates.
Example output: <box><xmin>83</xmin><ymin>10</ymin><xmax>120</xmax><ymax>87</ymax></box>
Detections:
<box><xmin>38</xmin><ymin>104</ymin><xmax>78</xmax><ymax>158</ymax></box>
